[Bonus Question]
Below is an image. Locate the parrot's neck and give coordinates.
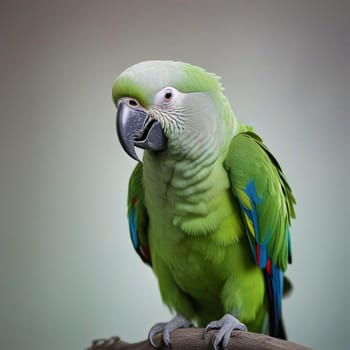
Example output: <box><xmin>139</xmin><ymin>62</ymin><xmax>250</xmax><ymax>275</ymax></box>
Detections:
<box><xmin>142</xmin><ymin>144</ymin><xmax>234</xmax><ymax>237</ymax></box>
<box><xmin>142</xmin><ymin>96</ymin><xmax>250</xmax><ymax>237</ymax></box>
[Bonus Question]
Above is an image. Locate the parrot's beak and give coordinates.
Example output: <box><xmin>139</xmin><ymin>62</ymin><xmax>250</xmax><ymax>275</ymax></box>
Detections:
<box><xmin>116</xmin><ymin>101</ymin><xmax>166</xmax><ymax>162</ymax></box>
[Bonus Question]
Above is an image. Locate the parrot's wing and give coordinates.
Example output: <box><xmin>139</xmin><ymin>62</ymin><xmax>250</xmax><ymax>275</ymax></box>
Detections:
<box><xmin>224</xmin><ymin>131</ymin><xmax>295</xmax><ymax>335</ymax></box>
<box><xmin>127</xmin><ymin>163</ymin><xmax>151</xmax><ymax>266</ymax></box>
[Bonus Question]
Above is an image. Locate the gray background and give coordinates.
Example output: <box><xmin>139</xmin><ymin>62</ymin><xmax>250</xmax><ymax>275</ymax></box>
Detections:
<box><xmin>1</xmin><ymin>1</ymin><xmax>349</xmax><ymax>349</ymax></box>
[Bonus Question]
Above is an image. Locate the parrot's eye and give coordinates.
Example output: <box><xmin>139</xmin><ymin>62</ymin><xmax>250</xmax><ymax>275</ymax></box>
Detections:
<box><xmin>154</xmin><ymin>87</ymin><xmax>178</xmax><ymax>106</ymax></box>
<box><xmin>164</xmin><ymin>91</ymin><xmax>172</xmax><ymax>100</ymax></box>
<box><xmin>128</xmin><ymin>98</ymin><xmax>139</xmax><ymax>107</ymax></box>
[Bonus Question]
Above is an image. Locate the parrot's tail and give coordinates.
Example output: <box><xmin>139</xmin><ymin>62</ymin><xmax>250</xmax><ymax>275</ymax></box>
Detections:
<box><xmin>263</xmin><ymin>270</ymin><xmax>291</xmax><ymax>340</ymax></box>
<box><xmin>274</xmin><ymin>275</ymin><xmax>293</xmax><ymax>340</ymax></box>
<box><xmin>276</xmin><ymin>316</ymin><xmax>287</xmax><ymax>340</ymax></box>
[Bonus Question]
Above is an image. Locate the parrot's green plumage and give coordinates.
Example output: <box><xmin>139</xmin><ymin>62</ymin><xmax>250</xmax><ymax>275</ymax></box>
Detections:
<box><xmin>113</xmin><ymin>60</ymin><xmax>295</xmax><ymax>348</ymax></box>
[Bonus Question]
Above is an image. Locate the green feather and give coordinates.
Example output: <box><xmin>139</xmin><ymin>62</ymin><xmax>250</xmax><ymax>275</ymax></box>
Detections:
<box><xmin>112</xmin><ymin>60</ymin><xmax>222</xmax><ymax>107</ymax></box>
<box><xmin>224</xmin><ymin>131</ymin><xmax>296</xmax><ymax>271</ymax></box>
<box><xmin>115</xmin><ymin>60</ymin><xmax>296</xmax><ymax>335</ymax></box>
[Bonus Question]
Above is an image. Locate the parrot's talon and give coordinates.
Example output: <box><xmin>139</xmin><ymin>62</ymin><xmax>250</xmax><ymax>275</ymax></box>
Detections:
<box><xmin>148</xmin><ymin>314</ymin><xmax>193</xmax><ymax>348</ymax></box>
<box><xmin>203</xmin><ymin>314</ymin><xmax>247</xmax><ymax>349</ymax></box>
<box><xmin>163</xmin><ymin>328</ymin><xmax>172</xmax><ymax>347</ymax></box>
<box><xmin>148</xmin><ymin>322</ymin><xmax>166</xmax><ymax>348</ymax></box>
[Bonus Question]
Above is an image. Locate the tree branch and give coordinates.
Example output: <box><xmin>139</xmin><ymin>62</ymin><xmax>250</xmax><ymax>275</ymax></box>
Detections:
<box><xmin>87</xmin><ymin>329</ymin><xmax>312</xmax><ymax>350</ymax></box>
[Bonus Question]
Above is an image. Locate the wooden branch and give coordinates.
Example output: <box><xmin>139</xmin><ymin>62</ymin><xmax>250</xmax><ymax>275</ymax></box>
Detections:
<box><xmin>87</xmin><ymin>329</ymin><xmax>312</xmax><ymax>350</ymax></box>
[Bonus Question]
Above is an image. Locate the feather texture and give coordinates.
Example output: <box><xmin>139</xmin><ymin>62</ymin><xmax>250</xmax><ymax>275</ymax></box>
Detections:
<box><xmin>114</xmin><ymin>60</ymin><xmax>296</xmax><ymax>338</ymax></box>
<box><xmin>127</xmin><ymin>163</ymin><xmax>151</xmax><ymax>265</ymax></box>
<box><xmin>224</xmin><ymin>131</ymin><xmax>296</xmax><ymax>335</ymax></box>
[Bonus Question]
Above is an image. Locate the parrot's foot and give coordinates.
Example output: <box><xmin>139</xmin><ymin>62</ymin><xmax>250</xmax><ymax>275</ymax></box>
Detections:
<box><xmin>203</xmin><ymin>314</ymin><xmax>247</xmax><ymax>350</ymax></box>
<box><xmin>148</xmin><ymin>314</ymin><xmax>193</xmax><ymax>348</ymax></box>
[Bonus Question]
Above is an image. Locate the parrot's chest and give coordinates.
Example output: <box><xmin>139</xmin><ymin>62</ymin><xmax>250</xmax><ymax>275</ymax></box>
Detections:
<box><xmin>172</xmin><ymin>240</ymin><xmax>229</xmax><ymax>296</ymax></box>
<box><xmin>146</xmin><ymin>191</ymin><xmax>245</xmax><ymax>302</ymax></box>
<box><xmin>143</xmin><ymin>154</ymin><xmax>246</xmax><ymax>303</ymax></box>
<box><xmin>150</xmin><ymin>219</ymin><xmax>230</xmax><ymax>296</ymax></box>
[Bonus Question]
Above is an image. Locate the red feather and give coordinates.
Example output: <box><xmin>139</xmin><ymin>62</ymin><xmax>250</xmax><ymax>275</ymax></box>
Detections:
<box><xmin>256</xmin><ymin>244</ymin><xmax>260</xmax><ymax>266</ymax></box>
<box><xmin>266</xmin><ymin>258</ymin><xmax>272</xmax><ymax>275</ymax></box>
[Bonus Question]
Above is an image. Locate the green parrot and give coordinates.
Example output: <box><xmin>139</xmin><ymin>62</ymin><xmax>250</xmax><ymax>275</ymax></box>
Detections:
<box><xmin>112</xmin><ymin>60</ymin><xmax>295</xmax><ymax>349</ymax></box>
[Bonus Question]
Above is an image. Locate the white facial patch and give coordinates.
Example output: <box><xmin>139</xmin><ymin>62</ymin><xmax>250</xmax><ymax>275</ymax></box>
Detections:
<box><xmin>153</xmin><ymin>87</ymin><xmax>183</xmax><ymax>109</ymax></box>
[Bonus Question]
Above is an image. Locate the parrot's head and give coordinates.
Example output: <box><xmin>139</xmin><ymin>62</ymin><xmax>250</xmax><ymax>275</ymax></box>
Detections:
<box><xmin>112</xmin><ymin>60</ymin><xmax>236</xmax><ymax>161</ymax></box>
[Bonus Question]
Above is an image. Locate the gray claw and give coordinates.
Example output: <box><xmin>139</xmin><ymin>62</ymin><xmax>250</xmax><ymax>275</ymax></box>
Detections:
<box><xmin>203</xmin><ymin>314</ymin><xmax>247</xmax><ymax>349</ymax></box>
<box><xmin>148</xmin><ymin>322</ymin><xmax>167</xmax><ymax>348</ymax></box>
<box><xmin>148</xmin><ymin>314</ymin><xmax>193</xmax><ymax>348</ymax></box>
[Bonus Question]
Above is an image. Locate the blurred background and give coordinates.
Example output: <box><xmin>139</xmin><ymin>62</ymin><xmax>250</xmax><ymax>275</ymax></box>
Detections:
<box><xmin>1</xmin><ymin>1</ymin><xmax>349</xmax><ymax>349</ymax></box>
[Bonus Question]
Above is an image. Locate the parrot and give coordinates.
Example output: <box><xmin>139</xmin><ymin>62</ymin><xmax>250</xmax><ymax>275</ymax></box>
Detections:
<box><xmin>112</xmin><ymin>60</ymin><xmax>295</xmax><ymax>349</ymax></box>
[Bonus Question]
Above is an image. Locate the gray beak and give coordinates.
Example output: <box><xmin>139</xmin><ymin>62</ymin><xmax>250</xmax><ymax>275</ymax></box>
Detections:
<box><xmin>116</xmin><ymin>101</ymin><xmax>166</xmax><ymax>161</ymax></box>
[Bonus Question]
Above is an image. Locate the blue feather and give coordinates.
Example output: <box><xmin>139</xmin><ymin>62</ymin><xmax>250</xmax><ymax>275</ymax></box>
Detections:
<box><xmin>239</xmin><ymin>180</ymin><xmax>284</xmax><ymax>334</ymax></box>
<box><xmin>245</xmin><ymin>180</ymin><xmax>263</xmax><ymax>204</ymax></box>
<box><xmin>128</xmin><ymin>207</ymin><xmax>139</xmax><ymax>250</ymax></box>
<box><xmin>244</xmin><ymin>180</ymin><xmax>263</xmax><ymax>241</ymax></box>
<box><xmin>259</xmin><ymin>243</ymin><xmax>268</xmax><ymax>268</ymax></box>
